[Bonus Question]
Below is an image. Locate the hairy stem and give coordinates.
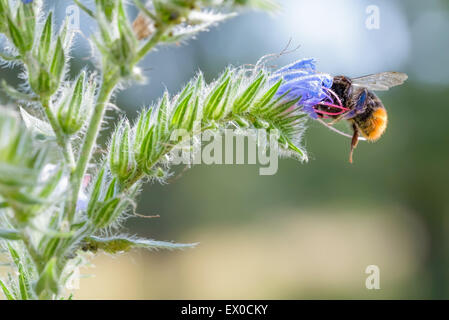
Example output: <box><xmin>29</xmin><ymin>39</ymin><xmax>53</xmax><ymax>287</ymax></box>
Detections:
<box><xmin>66</xmin><ymin>75</ymin><xmax>117</xmax><ymax>223</ymax></box>
<box><xmin>133</xmin><ymin>28</ymin><xmax>167</xmax><ymax>65</ymax></box>
<box><xmin>66</xmin><ymin>29</ymin><xmax>168</xmax><ymax>224</ymax></box>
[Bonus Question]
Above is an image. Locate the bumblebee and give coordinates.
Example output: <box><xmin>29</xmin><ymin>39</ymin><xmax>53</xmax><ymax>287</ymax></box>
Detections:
<box><xmin>314</xmin><ymin>72</ymin><xmax>408</xmax><ymax>163</ymax></box>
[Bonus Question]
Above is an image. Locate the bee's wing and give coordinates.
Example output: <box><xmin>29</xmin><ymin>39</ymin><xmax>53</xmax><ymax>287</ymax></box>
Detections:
<box><xmin>351</xmin><ymin>72</ymin><xmax>408</xmax><ymax>91</ymax></box>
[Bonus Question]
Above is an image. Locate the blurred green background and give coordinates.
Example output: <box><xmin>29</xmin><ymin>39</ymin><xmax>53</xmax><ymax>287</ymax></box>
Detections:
<box><xmin>2</xmin><ymin>0</ymin><xmax>449</xmax><ymax>299</ymax></box>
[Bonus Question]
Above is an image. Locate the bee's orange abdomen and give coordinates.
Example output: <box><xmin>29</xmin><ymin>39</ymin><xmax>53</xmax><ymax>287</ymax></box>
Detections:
<box><xmin>361</xmin><ymin>108</ymin><xmax>388</xmax><ymax>141</ymax></box>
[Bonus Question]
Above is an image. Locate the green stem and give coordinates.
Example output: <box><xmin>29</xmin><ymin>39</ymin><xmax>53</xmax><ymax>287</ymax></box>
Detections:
<box><xmin>133</xmin><ymin>28</ymin><xmax>167</xmax><ymax>64</ymax></box>
<box><xmin>66</xmin><ymin>75</ymin><xmax>118</xmax><ymax>223</ymax></box>
<box><xmin>66</xmin><ymin>29</ymin><xmax>168</xmax><ymax>224</ymax></box>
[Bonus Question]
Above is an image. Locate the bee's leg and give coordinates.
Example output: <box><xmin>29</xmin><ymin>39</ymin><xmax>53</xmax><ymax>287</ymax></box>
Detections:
<box><xmin>349</xmin><ymin>124</ymin><xmax>359</xmax><ymax>163</ymax></box>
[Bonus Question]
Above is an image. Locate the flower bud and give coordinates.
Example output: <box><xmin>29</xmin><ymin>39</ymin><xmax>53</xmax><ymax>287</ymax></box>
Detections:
<box><xmin>6</xmin><ymin>2</ymin><xmax>35</xmax><ymax>54</ymax></box>
<box><xmin>57</xmin><ymin>71</ymin><xmax>91</xmax><ymax>135</ymax></box>
<box><xmin>109</xmin><ymin>120</ymin><xmax>136</xmax><ymax>182</ymax></box>
<box><xmin>87</xmin><ymin>174</ymin><xmax>132</xmax><ymax>229</ymax></box>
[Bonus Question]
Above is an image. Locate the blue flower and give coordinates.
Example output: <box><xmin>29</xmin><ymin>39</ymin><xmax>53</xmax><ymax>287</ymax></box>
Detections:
<box><xmin>21</xmin><ymin>0</ymin><xmax>33</xmax><ymax>3</ymax></box>
<box><xmin>271</xmin><ymin>58</ymin><xmax>333</xmax><ymax>119</ymax></box>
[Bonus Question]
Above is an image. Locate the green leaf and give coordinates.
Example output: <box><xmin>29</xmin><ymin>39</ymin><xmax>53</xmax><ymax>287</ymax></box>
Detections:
<box><xmin>133</xmin><ymin>0</ymin><xmax>155</xmax><ymax>21</ymax></box>
<box><xmin>38</xmin><ymin>168</ymin><xmax>63</xmax><ymax>199</ymax></box>
<box><xmin>87</xmin><ymin>168</ymin><xmax>105</xmax><ymax>216</ymax></box>
<box><xmin>40</xmin><ymin>237</ymin><xmax>60</xmax><ymax>261</ymax></box>
<box><xmin>233</xmin><ymin>72</ymin><xmax>265</xmax><ymax>113</ymax></box>
<box><xmin>58</xmin><ymin>71</ymin><xmax>86</xmax><ymax>134</ymax></box>
<box><xmin>7</xmin><ymin>190</ymin><xmax>46</xmax><ymax>206</ymax></box>
<box><xmin>171</xmin><ymin>91</ymin><xmax>193</xmax><ymax>128</ymax></box>
<box><xmin>193</xmin><ymin>72</ymin><xmax>204</xmax><ymax>96</ymax></box>
<box><xmin>0</xmin><ymin>164</ymin><xmax>36</xmax><ymax>189</ymax></box>
<box><xmin>49</xmin><ymin>37</ymin><xmax>65</xmax><ymax>90</ymax></box>
<box><xmin>204</xmin><ymin>72</ymin><xmax>231</xmax><ymax>119</ymax></box>
<box><xmin>20</xmin><ymin>1</ymin><xmax>35</xmax><ymax>51</ymax></box>
<box><xmin>34</xmin><ymin>258</ymin><xmax>59</xmax><ymax>297</ymax></box>
<box><xmin>120</xmin><ymin>123</ymin><xmax>131</xmax><ymax>177</ymax></box>
<box><xmin>34</xmin><ymin>69</ymin><xmax>50</xmax><ymax>96</ymax></box>
<box><xmin>103</xmin><ymin>177</ymin><xmax>117</xmax><ymax>202</ymax></box>
<box><xmin>20</xmin><ymin>107</ymin><xmax>55</xmax><ymax>138</ymax></box>
<box><xmin>8</xmin><ymin>245</ymin><xmax>32</xmax><ymax>300</ymax></box>
<box><xmin>266</xmin><ymin>97</ymin><xmax>301</xmax><ymax>119</ymax></box>
<box><xmin>257</xmin><ymin>90</ymin><xmax>290</xmax><ymax>114</ymax></box>
<box><xmin>285</xmin><ymin>137</ymin><xmax>306</xmax><ymax>158</ymax></box>
<box><xmin>0</xmin><ymin>228</ymin><xmax>21</xmax><ymax>240</ymax></box>
<box><xmin>97</xmin><ymin>0</ymin><xmax>117</xmax><ymax>22</ymax></box>
<box><xmin>253</xmin><ymin>78</ymin><xmax>282</xmax><ymax>111</ymax></box>
<box><xmin>7</xmin><ymin>17</ymin><xmax>26</xmax><ymax>53</ymax></box>
<box><xmin>1</xmin><ymin>80</ymin><xmax>38</xmax><ymax>102</ymax></box>
<box><xmin>92</xmin><ymin>197</ymin><xmax>120</xmax><ymax>228</ymax></box>
<box><xmin>186</xmin><ymin>96</ymin><xmax>199</xmax><ymax>132</ymax></box>
<box><xmin>156</xmin><ymin>92</ymin><xmax>170</xmax><ymax>139</ymax></box>
<box><xmin>134</xmin><ymin>109</ymin><xmax>151</xmax><ymax>151</ymax></box>
<box><xmin>83</xmin><ymin>235</ymin><xmax>197</xmax><ymax>254</ymax></box>
<box><xmin>140</xmin><ymin>126</ymin><xmax>156</xmax><ymax>166</ymax></box>
<box><xmin>110</xmin><ymin>120</ymin><xmax>134</xmax><ymax>181</ymax></box>
<box><xmin>0</xmin><ymin>51</ymin><xmax>20</xmax><ymax>61</ymax></box>
<box><xmin>0</xmin><ymin>279</ymin><xmax>15</xmax><ymax>300</ymax></box>
<box><xmin>73</xmin><ymin>0</ymin><xmax>95</xmax><ymax>18</ymax></box>
<box><xmin>38</xmin><ymin>12</ymin><xmax>53</xmax><ymax>64</ymax></box>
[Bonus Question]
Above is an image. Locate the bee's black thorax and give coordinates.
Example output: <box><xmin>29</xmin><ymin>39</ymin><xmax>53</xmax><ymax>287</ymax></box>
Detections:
<box><xmin>331</xmin><ymin>75</ymin><xmax>353</xmax><ymax>107</ymax></box>
<box><xmin>331</xmin><ymin>76</ymin><xmax>385</xmax><ymax>119</ymax></box>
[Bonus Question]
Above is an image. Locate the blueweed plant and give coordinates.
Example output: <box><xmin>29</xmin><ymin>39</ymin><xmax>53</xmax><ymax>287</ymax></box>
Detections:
<box><xmin>0</xmin><ymin>0</ymin><xmax>333</xmax><ymax>299</ymax></box>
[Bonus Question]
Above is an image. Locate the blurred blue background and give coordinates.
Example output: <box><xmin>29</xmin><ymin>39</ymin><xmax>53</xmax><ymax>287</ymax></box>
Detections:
<box><xmin>3</xmin><ymin>0</ymin><xmax>449</xmax><ymax>299</ymax></box>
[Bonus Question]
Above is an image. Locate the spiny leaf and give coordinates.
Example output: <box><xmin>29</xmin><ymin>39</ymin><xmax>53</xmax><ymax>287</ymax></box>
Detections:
<box><xmin>87</xmin><ymin>167</ymin><xmax>105</xmax><ymax>215</ymax></box>
<box><xmin>232</xmin><ymin>72</ymin><xmax>265</xmax><ymax>113</ymax></box>
<box><xmin>73</xmin><ymin>0</ymin><xmax>95</xmax><ymax>18</ymax></box>
<box><xmin>34</xmin><ymin>258</ymin><xmax>59</xmax><ymax>296</ymax></box>
<box><xmin>38</xmin><ymin>12</ymin><xmax>53</xmax><ymax>64</ymax></box>
<box><xmin>58</xmin><ymin>71</ymin><xmax>86</xmax><ymax>134</ymax></box>
<box><xmin>0</xmin><ymin>279</ymin><xmax>15</xmax><ymax>300</ymax></box>
<box><xmin>91</xmin><ymin>197</ymin><xmax>120</xmax><ymax>228</ymax></box>
<box><xmin>49</xmin><ymin>37</ymin><xmax>65</xmax><ymax>88</ymax></box>
<box><xmin>204</xmin><ymin>73</ymin><xmax>231</xmax><ymax>119</ymax></box>
<box><xmin>171</xmin><ymin>91</ymin><xmax>193</xmax><ymax>128</ymax></box>
<box><xmin>156</xmin><ymin>92</ymin><xmax>170</xmax><ymax>139</ymax></box>
<box><xmin>20</xmin><ymin>107</ymin><xmax>55</xmax><ymax>138</ymax></box>
<box><xmin>83</xmin><ymin>235</ymin><xmax>197</xmax><ymax>254</ymax></box>
<box><xmin>8</xmin><ymin>245</ymin><xmax>32</xmax><ymax>300</ymax></box>
<box><xmin>7</xmin><ymin>17</ymin><xmax>26</xmax><ymax>53</ymax></box>
<box><xmin>0</xmin><ymin>228</ymin><xmax>21</xmax><ymax>240</ymax></box>
<box><xmin>254</xmin><ymin>78</ymin><xmax>282</xmax><ymax>111</ymax></box>
<box><xmin>1</xmin><ymin>81</ymin><xmax>38</xmax><ymax>102</ymax></box>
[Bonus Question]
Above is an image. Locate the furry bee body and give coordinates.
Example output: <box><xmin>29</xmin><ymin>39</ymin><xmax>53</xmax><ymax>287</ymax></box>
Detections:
<box><xmin>314</xmin><ymin>71</ymin><xmax>406</xmax><ymax>162</ymax></box>
<box><xmin>329</xmin><ymin>75</ymin><xmax>388</xmax><ymax>141</ymax></box>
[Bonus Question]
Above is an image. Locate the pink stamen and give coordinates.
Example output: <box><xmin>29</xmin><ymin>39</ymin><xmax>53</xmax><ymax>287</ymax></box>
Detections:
<box><xmin>314</xmin><ymin>101</ymin><xmax>349</xmax><ymax>116</ymax></box>
<box><xmin>312</xmin><ymin>87</ymin><xmax>349</xmax><ymax>117</ymax></box>
<box><xmin>314</xmin><ymin>109</ymin><xmax>347</xmax><ymax>116</ymax></box>
<box><xmin>318</xmin><ymin>101</ymin><xmax>349</xmax><ymax>111</ymax></box>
